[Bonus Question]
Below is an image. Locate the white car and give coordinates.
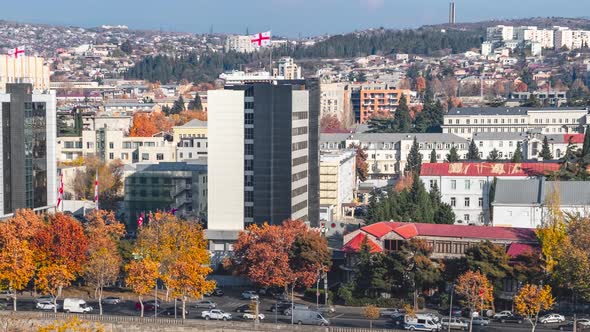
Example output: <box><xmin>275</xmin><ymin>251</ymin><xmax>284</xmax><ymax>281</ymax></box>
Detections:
<box><xmin>102</xmin><ymin>296</ymin><xmax>121</xmax><ymax>305</ymax></box>
<box><xmin>540</xmin><ymin>313</ymin><xmax>565</xmax><ymax>324</ymax></box>
<box><xmin>441</xmin><ymin>317</ymin><xmax>468</xmax><ymax>330</ymax></box>
<box><xmin>0</xmin><ymin>290</ymin><xmax>14</xmax><ymax>301</ymax></box>
<box><xmin>493</xmin><ymin>310</ymin><xmax>513</xmax><ymax>319</ymax></box>
<box><xmin>578</xmin><ymin>319</ymin><xmax>590</xmax><ymax>328</ymax></box>
<box><xmin>241</xmin><ymin>291</ymin><xmax>259</xmax><ymax>300</ymax></box>
<box><xmin>243</xmin><ymin>312</ymin><xmax>265</xmax><ymax>320</ymax></box>
<box><xmin>35</xmin><ymin>296</ymin><xmax>56</xmax><ymax>304</ymax></box>
<box><xmin>36</xmin><ymin>301</ymin><xmax>60</xmax><ymax>311</ymax></box>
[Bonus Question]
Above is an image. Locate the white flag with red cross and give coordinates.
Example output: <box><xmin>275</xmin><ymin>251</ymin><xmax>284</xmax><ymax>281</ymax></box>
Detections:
<box><xmin>7</xmin><ymin>46</ymin><xmax>25</xmax><ymax>59</ymax></box>
<box><xmin>94</xmin><ymin>172</ymin><xmax>99</xmax><ymax>210</ymax></box>
<box><xmin>250</xmin><ymin>31</ymin><xmax>271</xmax><ymax>47</ymax></box>
<box><xmin>56</xmin><ymin>173</ymin><xmax>64</xmax><ymax>208</ymax></box>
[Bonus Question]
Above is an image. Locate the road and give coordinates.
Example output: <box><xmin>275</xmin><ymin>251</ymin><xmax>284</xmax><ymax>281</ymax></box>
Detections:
<box><xmin>0</xmin><ymin>291</ymin><xmax>583</xmax><ymax>331</ymax></box>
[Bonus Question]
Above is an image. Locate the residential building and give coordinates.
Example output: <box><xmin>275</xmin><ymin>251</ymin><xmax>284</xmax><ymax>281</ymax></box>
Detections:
<box><xmin>509</xmin><ymin>90</ymin><xmax>567</xmax><ymax>107</ymax></box>
<box><xmin>207</xmin><ymin>79</ymin><xmax>319</xmax><ymax>233</ymax></box>
<box><xmin>225</xmin><ymin>35</ymin><xmax>257</xmax><ymax>53</ymax></box>
<box><xmin>472</xmin><ymin>132</ymin><xmax>528</xmax><ymax>160</ymax></box>
<box><xmin>172</xmin><ymin>119</ymin><xmax>207</xmax><ymax>142</ymax></box>
<box><xmin>273</xmin><ymin>57</ymin><xmax>302</xmax><ymax>80</ymax></box>
<box><xmin>357</xmin><ymin>87</ymin><xmax>412</xmax><ymax>124</ymax></box>
<box><xmin>0</xmin><ymin>55</ymin><xmax>50</xmax><ymax>93</ymax></box>
<box><xmin>442</xmin><ymin>107</ymin><xmax>589</xmax><ymax>139</ymax></box>
<box><xmin>320</xmin><ymin>150</ymin><xmax>356</xmax><ymax>221</ymax></box>
<box><xmin>0</xmin><ymin>83</ymin><xmax>56</xmax><ymax>217</ymax></box>
<box><xmin>124</xmin><ymin>161</ymin><xmax>207</xmax><ymax>228</ymax></box>
<box><xmin>320</xmin><ymin>133</ymin><xmax>469</xmax><ymax>179</ymax></box>
<box><xmin>486</xmin><ymin>25</ymin><xmax>514</xmax><ymax>42</ymax></box>
<box><xmin>526</xmin><ymin>133</ymin><xmax>584</xmax><ymax>160</ymax></box>
<box><xmin>420</xmin><ymin>162</ymin><xmax>560</xmax><ymax>225</ymax></box>
<box><xmin>481</xmin><ymin>41</ymin><xmax>494</xmax><ymax>56</ymax></box>
<box><xmin>319</xmin><ymin>82</ymin><xmax>353</xmax><ymax>127</ymax></box>
<box><xmin>493</xmin><ymin>179</ymin><xmax>590</xmax><ymax>228</ymax></box>
<box><xmin>176</xmin><ymin>136</ymin><xmax>207</xmax><ymax>161</ymax></box>
<box><xmin>103</xmin><ymin>101</ymin><xmax>157</xmax><ymax>113</ymax></box>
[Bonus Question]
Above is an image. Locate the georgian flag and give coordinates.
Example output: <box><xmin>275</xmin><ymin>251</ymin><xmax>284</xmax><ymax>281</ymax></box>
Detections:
<box><xmin>8</xmin><ymin>46</ymin><xmax>25</xmax><ymax>59</ymax></box>
<box><xmin>137</xmin><ymin>213</ymin><xmax>144</xmax><ymax>227</ymax></box>
<box><xmin>94</xmin><ymin>172</ymin><xmax>99</xmax><ymax>210</ymax></box>
<box><xmin>250</xmin><ymin>31</ymin><xmax>271</xmax><ymax>47</ymax></box>
<box><xmin>56</xmin><ymin>173</ymin><xmax>64</xmax><ymax>208</ymax></box>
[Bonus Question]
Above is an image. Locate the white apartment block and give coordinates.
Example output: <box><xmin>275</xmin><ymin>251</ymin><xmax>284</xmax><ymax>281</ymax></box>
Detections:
<box><xmin>554</xmin><ymin>27</ymin><xmax>590</xmax><ymax>50</ymax></box>
<box><xmin>486</xmin><ymin>25</ymin><xmax>514</xmax><ymax>42</ymax></box>
<box><xmin>273</xmin><ymin>57</ymin><xmax>302</xmax><ymax>80</ymax></box>
<box><xmin>0</xmin><ymin>55</ymin><xmax>50</xmax><ymax>93</ymax></box>
<box><xmin>472</xmin><ymin>132</ymin><xmax>528</xmax><ymax>160</ymax></box>
<box><xmin>319</xmin><ymin>82</ymin><xmax>353</xmax><ymax>127</ymax></box>
<box><xmin>225</xmin><ymin>35</ymin><xmax>257</xmax><ymax>53</ymax></box>
<box><xmin>320</xmin><ymin>150</ymin><xmax>356</xmax><ymax>221</ymax></box>
<box><xmin>442</xmin><ymin>107</ymin><xmax>589</xmax><ymax>139</ymax></box>
<box><xmin>320</xmin><ymin>133</ymin><xmax>469</xmax><ymax>179</ymax></box>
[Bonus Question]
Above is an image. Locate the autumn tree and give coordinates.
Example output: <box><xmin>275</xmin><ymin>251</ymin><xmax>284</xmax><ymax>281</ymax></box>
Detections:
<box><xmin>355</xmin><ymin>145</ymin><xmax>369</xmax><ymax>182</ymax></box>
<box><xmin>320</xmin><ymin>114</ymin><xmax>343</xmax><ymax>131</ymax></box>
<box><xmin>71</xmin><ymin>156</ymin><xmax>123</xmax><ymax>211</ymax></box>
<box><xmin>536</xmin><ymin>187</ymin><xmax>567</xmax><ymax>273</ymax></box>
<box><xmin>415</xmin><ymin>77</ymin><xmax>427</xmax><ymax>94</ymax></box>
<box><xmin>129</xmin><ymin>111</ymin><xmax>172</xmax><ymax>137</ymax></box>
<box><xmin>125</xmin><ymin>258</ymin><xmax>159</xmax><ymax>317</ymax></box>
<box><xmin>228</xmin><ymin>220</ymin><xmax>331</xmax><ymax>292</ymax></box>
<box><xmin>36</xmin><ymin>265</ymin><xmax>76</xmax><ymax>313</ymax></box>
<box><xmin>362</xmin><ymin>305</ymin><xmax>380</xmax><ymax>329</ymax></box>
<box><xmin>84</xmin><ymin>210</ymin><xmax>125</xmax><ymax>315</ymax></box>
<box><xmin>514</xmin><ymin>284</ymin><xmax>555</xmax><ymax>332</ymax></box>
<box><xmin>455</xmin><ymin>271</ymin><xmax>494</xmax><ymax>332</ymax></box>
<box><xmin>464</xmin><ymin>241</ymin><xmax>513</xmax><ymax>301</ymax></box>
<box><xmin>0</xmin><ymin>210</ymin><xmax>42</xmax><ymax>311</ymax></box>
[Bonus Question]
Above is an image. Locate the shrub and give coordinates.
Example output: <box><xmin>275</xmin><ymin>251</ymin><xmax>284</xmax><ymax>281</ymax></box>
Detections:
<box><xmin>304</xmin><ymin>288</ymin><xmax>334</xmax><ymax>304</ymax></box>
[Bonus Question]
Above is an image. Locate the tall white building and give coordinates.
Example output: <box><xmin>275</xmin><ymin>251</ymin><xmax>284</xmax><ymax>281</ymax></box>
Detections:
<box><xmin>224</xmin><ymin>35</ymin><xmax>257</xmax><ymax>53</ymax></box>
<box><xmin>0</xmin><ymin>55</ymin><xmax>50</xmax><ymax>93</ymax></box>
<box><xmin>486</xmin><ymin>25</ymin><xmax>514</xmax><ymax>42</ymax></box>
<box><xmin>273</xmin><ymin>57</ymin><xmax>302</xmax><ymax>80</ymax></box>
<box><xmin>319</xmin><ymin>82</ymin><xmax>353</xmax><ymax>127</ymax></box>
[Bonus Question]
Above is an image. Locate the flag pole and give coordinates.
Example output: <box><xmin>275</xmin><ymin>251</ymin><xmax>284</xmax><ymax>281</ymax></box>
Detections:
<box><xmin>269</xmin><ymin>31</ymin><xmax>272</xmax><ymax>75</ymax></box>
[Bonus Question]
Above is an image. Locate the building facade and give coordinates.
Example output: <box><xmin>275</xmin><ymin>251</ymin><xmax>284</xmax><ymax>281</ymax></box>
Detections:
<box><xmin>0</xmin><ymin>56</ymin><xmax>50</xmax><ymax>93</ymax></box>
<box><xmin>225</xmin><ymin>35</ymin><xmax>257</xmax><ymax>53</ymax></box>
<box><xmin>273</xmin><ymin>57</ymin><xmax>302</xmax><ymax>80</ymax></box>
<box><xmin>0</xmin><ymin>83</ymin><xmax>56</xmax><ymax>217</ymax></box>
<box><xmin>319</xmin><ymin>82</ymin><xmax>353</xmax><ymax>127</ymax></box>
<box><xmin>357</xmin><ymin>88</ymin><xmax>412</xmax><ymax>124</ymax></box>
<box><xmin>320</xmin><ymin>150</ymin><xmax>356</xmax><ymax>221</ymax></box>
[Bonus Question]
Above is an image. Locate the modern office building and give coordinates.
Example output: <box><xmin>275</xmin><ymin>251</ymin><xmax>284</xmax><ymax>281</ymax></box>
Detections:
<box><xmin>0</xmin><ymin>56</ymin><xmax>50</xmax><ymax>93</ymax></box>
<box><xmin>0</xmin><ymin>83</ymin><xmax>56</xmax><ymax>217</ymax></box>
<box><xmin>207</xmin><ymin>79</ymin><xmax>320</xmax><ymax>232</ymax></box>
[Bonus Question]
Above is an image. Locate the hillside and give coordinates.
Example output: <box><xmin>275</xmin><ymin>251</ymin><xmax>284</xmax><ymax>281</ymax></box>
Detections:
<box><xmin>430</xmin><ymin>16</ymin><xmax>590</xmax><ymax>31</ymax></box>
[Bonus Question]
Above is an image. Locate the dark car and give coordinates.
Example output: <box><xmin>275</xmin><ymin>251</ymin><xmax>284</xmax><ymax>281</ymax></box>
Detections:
<box><xmin>135</xmin><ymin>300</ymin><xmax>160</xmax><ymax>311</ymax></box>
<box><xmin>499</xmin><ymin>314</ymin><xmax>526</xmax><ymax>324</ymax></box>
<box><xmin>269</xmin><ymin>301</ymin><xmax>291</xmax><ymax>313</ymax></box>
<box><xmin>236</xmin><ymin>304</ymin><xmax>251</xmax><ymax>313</ymax></box>
<box><xmin>159</xmin><ymin>307</ymin><xmax>189</xmax><ymax>317</ymax></box>
<box><xmin>557</xmin><ymin>321</ymin><xmax>590</xmax><ymax>331</ymax></box>
<box><xmin>205</xmin><ymin>288</ymin><xmax>224</xmax><ymax>297</ymax></box>
<box><xmin>387</xmin><ymin>314</ymin><xmax>406</xmax><ymax>328</ymax></box>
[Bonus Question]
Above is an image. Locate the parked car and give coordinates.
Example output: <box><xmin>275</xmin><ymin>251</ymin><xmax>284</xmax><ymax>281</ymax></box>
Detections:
<box><xmin>201</xmin><ymin>309</ymin><xmax>231</xmax><ymax>320</ymax></box>
<box><xmin>194</xmin><ymin>300</ymin><xmax>216</xmax><ymax>309</ymax></box>
<box><xmin>63</xmin><ymin>298</ymin><xmax>93</xmax><ymax>313</ymax></box>
<box><xmin>450</xmin><ymin>306</ymin><xmax>463</xmax><ymax>317</ymax></box>
<box><xmin>381</xmin><ymin>308</ymin><xmax>405</xmax><ymax>317</ymax></box>
<box><xmin>241</xmin><ymin>291</ymin><xmax>259</xmax><ymax>300</ymax></box>
<box><xmin>284</xmin><ymin>304</ymin><xmax>310</xmax><ymax>316</ymax></box>
<box><xmin>493</xmin><ymin>310</ymin><xmax>513</xmax><ymax>320</ymax></box>
<box><xmin>243</xmin><ymin>312</ymin><xmax>265</xmax><ymax>320</ymax></box>
<box><xmin>135</xmin><ymin>300</ymin><xmax>160</xmax><ymax>311</ymax></box>
<box><xmin>102</xmin><ymin>296</ymin><xmax>121</xmax><ymax>305</ymax></box>
<box><xmin>578</xmin><ymin>319</ymin><xmax>590</xmax><ymax>328</ymax></box>
<box><xmin>35</xmin><ymin>296</ymin><xmax>56</xmax><ymax>304</ymax></box>
<box><xmin>236</xmin><ymin>304</ymin><xmax>251</xmax><ymax>313</ymax></box>
<box><xmin>405</xmin><ymin>314</ymin><xmax>442</xmax><ymax>331</ymax></box>
<box><xmin>499</xmin><ymin>314</ymin><xmax>526</xmax><ymax>324</ymax></box>
<box><xmin>558</xmin><ymin>320</ymin><xmax>590</xmax><ymax>331</ymax></box>
<box><xmin>441</xmin><ymin>317</ymin><xmax>468</xmax><ymax>330</ymax></box>
<box><xmin>36</xmin><ymin>301</ymin><xmax>60</xmax><ymax>311</ymax></box>
<box><xmin>269</xmin><ymin>301</ymin><xmax>291</xmax><ymax>313</ymax></box>
<box><xmin>204</xmin><ymin>288</ymin><xmax>224</xmax><ymax>297</ymax></box>
<box><xmin>471</xmin><ymin>317</ymin><xmax>490</xmax><ymax>326</ymax></box>
<box><xmin>316</xmin><ymin>305</ymin><xmax>336</xmax><ymax>315</ymax></box>
<box><xmin>540</xmin><ymin>313</ymin><xmax>566</xmax><ymax>324</ymax></box>
<box><xmin>387</xmin><ymin>314</ymin><xmax>406</xmax><ymax>328</ymax></box>
<box><xmin>0</xmin><ymin>290</ymin><xmax>14</xmax><ymax>301</ymax></box>
<box><xmin>160</xmin><ymin>307</ymin><xmax>189</xmax><ymax>317</ymax></box>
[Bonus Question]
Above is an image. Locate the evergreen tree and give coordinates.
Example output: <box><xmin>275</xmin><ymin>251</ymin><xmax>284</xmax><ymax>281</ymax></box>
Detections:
<box><xmin>121</xmin><ymin>40</ymin><xmax>133</xmax><ymax>54</ymax></box>
<box><xmin>511</xmin><ymin>142</ymin><xmax>524</xmax><ymax>162</ymax></box>
<box><xmin>171</xmin><ymin>96</ymin><xmax>186</xmax><ymax>114</ymax></box>
<box><xmin>188</xmin><ymin>93</ymin><xmax>203</xmax><ymax>111</ymax></box>
<box><xmin>434</xmin><ymin>203</ymin><xmax>455</xmax><ymax>224</ymax></box>
<box><xmin>446</xmin><ymin>146</ymin><xmax>460</xmax><ymax>162</ymax></box>
<box><xmin>394</xmin><ymin>94</ymin><xmax>412</xmax><ymax>133</ymax></box>
<box><xmin>430</xmin><ymin>149</ymin><xmax>437</xmax><ymax>163</ymax></box>
<box><xmin>467</xmin><ymin>140</ymin><xmax>481</xmax><ymax>160</ymax></box>
<box><xmin>404</xmin><ymin>137</ymin><xmax>422</xmax><ymax>174</ymax></box>
<box><xmin>487</xmin><ymin>149</ymin><xmax>500</xmax><ymax>161</ymax></box>
<box><xmin>162</xmin><ymin>105</ymin><xmax>172</xmax><ymax>116</ymax></box>
<box><xmin>539</xmin><ymin>136</ymin><xmax>554</xmax><ymax>160</ymax></box>
<box><xmin>582</xmin><ymin>125</ymin><xmax>590</xmax><ymax>160</ymax></box>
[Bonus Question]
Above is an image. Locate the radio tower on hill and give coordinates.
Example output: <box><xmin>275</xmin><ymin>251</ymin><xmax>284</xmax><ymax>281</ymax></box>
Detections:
<box><xmin>449</xmin><ymin>1</ymin><xmax>456</xmax><ymax>24</ymax></box>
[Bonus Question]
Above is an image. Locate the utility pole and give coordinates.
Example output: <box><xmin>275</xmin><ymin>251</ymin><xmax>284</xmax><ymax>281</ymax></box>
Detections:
<box><xmin>448</xmin><ymin>284</ymin><xmax>454</xmax><ymax>332</ymax></box>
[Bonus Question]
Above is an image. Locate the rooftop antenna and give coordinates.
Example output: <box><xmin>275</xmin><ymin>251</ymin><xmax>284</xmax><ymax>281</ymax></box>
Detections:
<box><xmin>209</xmin><ymin>25</ymin><xmax>213</xmax><ymax>35</ymax></box>
<box><xmin>246</xmin><ymin>27</ymin><xmax>249</xmax><ymax>35</ymax></box>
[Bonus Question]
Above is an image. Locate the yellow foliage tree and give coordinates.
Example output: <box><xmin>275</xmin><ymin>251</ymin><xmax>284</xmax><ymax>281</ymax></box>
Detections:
<box><xmin>514</xmin><ymin>284</ymin><xmax>555</xmax><ymax>332</ymax></box>
<box><xmin>125</xmin><ymin>258</ymin><xmax>159</xmax><ymax>317</ymax></box>
<box><xmin>36</xmin><ymin>264</ymin><xmax>76</xmax><ymax>313</ymax></box>
<box><xmin>362</xmin><ymin>305</ymin><xmax>380</xmax><ymax>330</ymax></box>
<box><xmin>536</xmin><ymin>187</ymin><xmax>567</xmax><ymax>273</ymax></box>
<box><xmin>455</xmin><ymin>270</ymin><xmax>494</xmax><ymax>332</ymax></box>
<box><xmin>37</xmin><ymin>317</ymin><xmax>105</xmax><ymax>332</ymax></box>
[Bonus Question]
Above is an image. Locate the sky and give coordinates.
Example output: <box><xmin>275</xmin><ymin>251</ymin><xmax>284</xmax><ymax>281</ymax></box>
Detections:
<box><xmin>1</xmin><ymin>0</ymin><xmax>588</xmax><ymax>37</ymax></box>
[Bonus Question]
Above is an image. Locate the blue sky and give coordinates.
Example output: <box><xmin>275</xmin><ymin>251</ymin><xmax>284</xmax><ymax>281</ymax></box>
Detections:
<box><xmin>1</xmin><ymin>0</ymin><xmax>588</xmax><ymax>37</ymax></box>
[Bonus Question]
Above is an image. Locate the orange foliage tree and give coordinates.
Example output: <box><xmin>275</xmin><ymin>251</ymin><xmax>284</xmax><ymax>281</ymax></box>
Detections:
<box><xmin>129</xmin><ymin>111</ymin><xmax>173</xmax><ymax>137</ymax></box>
<box><xmin>125</xmin><ymin>258</ymin><xmax>159</xmax><ymax>317</ymax></box>
<box><xmin>415</xmin><ymin>76</ymin><xmax>427</xmax><ymax>93</ymax></box>
<box><xmin>514</xmin><ymin>284</ymin><xmax>555</xmax><ymax>332</ymax></box>
<box><xmin>228</xmin><ymin>220</ymin><xmax>331</xmax><ymax>291</ymax></box>
<box><xmin>455</xmin><ymin>270</ymin><xmax>494</xmax><ymax>332</ymax></box>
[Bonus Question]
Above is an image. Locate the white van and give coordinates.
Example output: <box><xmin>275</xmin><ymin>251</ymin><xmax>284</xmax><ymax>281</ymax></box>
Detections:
<box><xmin>63</xmin><ymin>298</ymin><xmax>93</xmax><ymax>313</ymax></box>
<box><xmin>405</xmin><ymin>314</ymin><xmax>441</xmax><ymax>331</ymax></box>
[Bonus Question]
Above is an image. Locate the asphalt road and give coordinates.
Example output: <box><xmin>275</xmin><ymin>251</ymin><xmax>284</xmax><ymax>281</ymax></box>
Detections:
<box><xmin>0</xmin><ymin>291</ymin><xmax>584</xmax><ymax>331</ymax></box>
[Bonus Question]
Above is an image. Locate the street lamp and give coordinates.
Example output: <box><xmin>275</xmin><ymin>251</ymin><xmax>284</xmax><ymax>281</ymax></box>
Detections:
<box><xmin>448</xmin><ymin>283</ymin><xmax>455</xmax><ymax>332</ymax></box>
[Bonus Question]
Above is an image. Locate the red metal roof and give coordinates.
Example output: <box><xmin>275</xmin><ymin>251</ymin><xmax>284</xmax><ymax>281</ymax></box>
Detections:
<box><xmin>507</xmin><ymin>243</ymin><xmax>538</xmax><ymax>258</ymax></box>
<box><xmin>564</xmin><ymin>134</ymin><xmax>584</xmax><ymax>144</ymax></box>
<box><xmin>362</xmin><ymin>222</ymin><xmax>397</xmax><ymax>238</ymax></box>
<box><xmin>342</xmin><ymin>233</ymin><xmax>382</xmax><ymax>253</ymax></box>
<box><xmin>420</xmin><ymin>162</ymin><xmax>559</xmax><ymax>177</ymax></box>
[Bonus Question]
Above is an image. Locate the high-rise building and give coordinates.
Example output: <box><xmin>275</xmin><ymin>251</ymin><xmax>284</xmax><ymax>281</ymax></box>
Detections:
<box><xmin>0</xmin><ymin>55</ymin><xmax>50</xmax><ymax>93</ymax></box>
<box><xmin>0</xmin><ymin>83</ymin><xmax>56</xmax><ymax>217</ymax></box>
<box><xmin>207</xmin><ymin>80</ymin><xmax>320</xmax><ymax>232</ymax></box>
<box><xmin>273</xmin><ymin>57</ymin><xmax>303</xmax><ymax>80</ymax></box>
<box><xmin>224</xmin><ymin>35</ymin><xmax>257</xmax><ymax>53</ymax></box>
<box><xmin>449</xmin><ymin>1</ymin><xmax>456</xmax><ymax>25</ymax></box>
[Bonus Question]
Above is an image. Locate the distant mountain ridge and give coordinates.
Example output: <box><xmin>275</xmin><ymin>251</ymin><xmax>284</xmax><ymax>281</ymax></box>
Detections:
<box><xmin>429</xmin><ymin>17</ymin><xmax>590</xmax><ymax>31</ymax></box>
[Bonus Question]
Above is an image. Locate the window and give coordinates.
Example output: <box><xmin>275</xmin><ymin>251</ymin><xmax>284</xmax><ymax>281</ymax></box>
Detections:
<box><xmin>464</xmin><ymin>197</ymin><xmax>470</xmax><ymax>207</ymax></box>
<box><xmin>152</xmin><ymin>177</ymin><xmax>159</xmax><ymax>184</ymax></box>
<box><xmin>479</xmin><ymin>180</ymin><xmax>484</xmax><ymax>189</ymax></box>
<box><xmin>121</xmin><ymin>153</ymin><xmax>128</xmax><ymax>160</ymax></box>
<box><xmin>156</xmin><ymin>153</ymin><xmax>164</xmax><ymax>160</ymax></box>
<box><xmin>141</xmin><ymin>153</ymin><xmax>149</xmax><ymax>161</ymax></box>
<box><xmin>245</xmin><ymin>113</ymin><xmax>254</xmax><ymax>125</ymax></box>
<box><xmin>109</xmin><ymin>142</ymin><xmax>114</xmax><ymax>149</ymax></box>
<box><xmin>478</xmin><ymin>197</ymin><xmax>483</xmax><ymax>207</ymax></box>
<box><xmin>245</xmin><ymin>144</ymin><xmax>254</xmax><ymax>155</ymax></box>
<box><xmin>245</xmin><ymin>128</ymin><xmax>254</xmax><ymax>139</ymax></box>
<box><xmin>245</xmin><ymin>159</ymin><xmax>254</xmax><ymax>170</ymax></box>
<box><xmin>464</xmin><ymin>180</ymin><xmax>470</xmax><ymax>190</ymax></box>
<box><xmin>464</xmin><ymin>214</ymin><xmax>470</xmax><ymax>222</ymax></box>
<box><xmin>429</xmin><ymin>180</ymin><xmax>437</xmax><ymax>189</ymax></box>
<box><xmin>109</xmin><ymin>153</ymin><xmax>114</xmax><ymax>160</ymax></box>
<box><xmin>123</xmin><ymin>142</ymin><xmax>132</xmax><ymax>149</ymax></box>
<box><xmin>87</xmin><ymin>142</ymin><xmax>94</xmax><ymax>149</ymax></box>
<box><xmin>451</xmin><ymin>180</ymin><xmax>456</xmax><ymax>190</ymax></box>
<box><xmin>450</xmin><ymin>197</ymin><xmax>456</xmax><ymax>207</ymax></box>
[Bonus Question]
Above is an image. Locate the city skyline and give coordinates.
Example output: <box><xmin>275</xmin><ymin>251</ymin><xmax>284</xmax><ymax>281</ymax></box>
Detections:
<box><xmin>1</xmin><ymin>0</ymin><xmax>589</xmax><ymax>37</ymax></box>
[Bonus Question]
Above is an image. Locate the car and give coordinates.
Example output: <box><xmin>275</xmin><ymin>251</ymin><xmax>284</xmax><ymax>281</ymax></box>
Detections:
<box><xmin>159</xmin><ymin>307</ymin><xmax>190</xmax><ymax>317</ymax></box>
<box><xmin>63</xmin><ymin>298</ymin><xmax>93</xmax><ymax>313</ymax></box>
<box><xmin>241</xmin><ymin>291</ymin><xmax>259</xmax><ymax>300</ymax></box>
<box><xmin>493</xmin><ymin>310</ymin><xmax>513</xmax><ymax>319</ymax></box>
<box><xmin>558</xmin><ymin>320</ymin><xmax>590</xmax><ymax>331</ymax></box>
<box><xmin>540</xmin><ymin>313</ymin><xmax>566</xmax><ymax>324</ymax></box>
<box><xmin>578</xmin><ymin>319</ymin><xmax>590</xmax><ymax>328</ymax></box>
<box><xmin>450</xmin><ymin>306</ymin><xmax>463</xmax><ymax>317</ymax></box>
<box><xmin>36</xmin><ymin>301</ymin><xmax>60</xmax><ymax>311</ymax></box>
<box><xmin>201</xmin><ymin>309</ymin><xmax>231</xmax><ymax>320</ymax></box>
<box><xmin>381</xmin><ymin>308</ymin><xmax>405</xmax><ymax>317</ymax></box>
<box><xmin>194</xmin><ymin>300</ymin><xmax>216</xmax><ymax>309</ymax></box>
<box><xmin>499</xmin><ymin>314</ymin><xmax>526</xmax><ymax>324</ymax></box>
<box><xmin>235</xmin><ymin>304</ymin><xmax>251</xmax><ymax>313</ymax></box>
<box><xmin>269</xmin><ymin>301</ymin><xmax>291</xmax><ymax>313</ymax></box>
<box><xmin>243</xmin><ymin>312</ymin><xmax>265</xmax><ymax>320</ymax></box>
<box><xmin>284</xmin><ymin>304</ymin><xmax>310</xmax><ymax>316</ymax></box>
<box><xmin>102</xmin><ymin>296</ymin><xmax>121</xmax><ymax>305</ymax></box>
<box><xmin>471</xmin><ymin>317</ymin><xmax>490</xmax><ymax>326</ymax></box>
<box><xmin>35</xmin><ymin>296</ymin><xmax>56</xmax><ymax>304</ymax></box>
<box><xmin>0</xmin><ymin>290</ymin><xmax>15</xmax><ymax>301</ymax></box>
<box><xmin>135</xmin><ymin>300</ymin><xmax>160</xmax><ymax>311</ymax></box>
<box><xmin>441</xmin><ymin>317</ymin><xmax>468</xmax><ymax>330</ymax></box>
<box><xmin>387</xmin><ymin>314</ymin><xmax>406</xmax><ymax>328</ymax></box>
<box><xmin>204</xmin><ymin>288</ymin><xmax>224</xmax><ymax>297</ymax></box>
<box><xmin>316</xmin><ymin>305</ymin><xmax>336</xmax><ymax>315</ymax></box>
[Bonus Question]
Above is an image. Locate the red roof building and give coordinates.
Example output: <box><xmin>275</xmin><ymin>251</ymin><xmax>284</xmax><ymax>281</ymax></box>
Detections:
<box><xmin>420</xmin><ymin>162</ymin><xmax>560</xmax><ymax>177</ymax></box>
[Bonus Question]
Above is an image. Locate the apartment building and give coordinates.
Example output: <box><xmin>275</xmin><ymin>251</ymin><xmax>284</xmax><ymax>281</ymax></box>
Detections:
<box><xmin>0</xmin><ymin>55</ymin><xmax>50</xmax><ymax>93</ymax></box>
<box><xmin>357</xmin><ymin>88</ymin><xmax>412</xmax><ymax>124</ymax></box>
<box><xmin>442</xmin><ymin>107</ymin><xmax>589</xmax><ymax>139</ymax></box>
<box><xmin>273</xmin><ymin>57</ymin><xmax>302</xmax><ymax>80</ymax></box>
<box><xmin>319</xmin><ymin>82</ymin><xmax>353</xmax><ymax>127</ymax></box>
<box><xmin>225</xmin><ymin>35</ymin><xmax>258</xmax><ymax>53</ymax></box>
<box><xmin>320</xmin><ymin>150</ymin><xmax>356</xmax><ymax>221</ymax></box>
<box><xmin>172</xmin><ymin>119</ymin><xmax>207</xmax><ymax>142</ymax></box>
<box><xmin>320</xmin><ymin>133</ymin><xmax>469</xmax><ymax>179</ymax></box>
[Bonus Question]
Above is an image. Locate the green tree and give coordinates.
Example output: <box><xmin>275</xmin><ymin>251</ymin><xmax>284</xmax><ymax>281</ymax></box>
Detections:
<box><xmin>120</xmin><ymin>40</ymin><xmax>133</xmax><ymax>54</ymax></box>
<box><xmin>446</xmin><ymin>146</ymin><xmax>460</xmax><ymax>162</ymax></box>
<box><xmin>487</xmin><ymin>149</ymin><xmax>500</xmax><ymax>161</ymax></box>
<box><xmin>539</xmin><ymin>136</ymin><xmax>553</xmax><ymax>160</ymax></box>
<box><xmin>430</xmin><ymin>149</ymin><xmax>437</xmax><ymax>163</ymax></box>
<box><xmin>404</xmin><ymin>137</ymin><xmax>422</xmax><ymax>175</ymax></box>
<box><xmin>467</xmin><ymin>140</ymin><xmax>480</xmax><ymax>160</ymax></box>
<box><xmin>394</xmin><ymin>95</ymin><xmax>412</xmax><ymax>133</ymax></box>
<box><xmin>511</xmin><ymin>142</ymin><xmax>523</xmax><ymax>162</ymax></box>
<box><xmin>170</xmin><ymin>96</ymin><xmax>186</xmax><ymax>115</ymax></box>
<box><xmin>464</xmin><ymin>241</ymin><xmax>513</xmax><ymax>293</ymax></box>
<box><xmin>354</xmin><ymin>238</ymin><xmax>391</xmax><ymax>297</ymax></box>
<box><xmin>188</xmin><ymin>93</ymin><xmax>203</xmax><ymax>111</ymax></box>
<box><xmin>582</xmin><ymin>125</ymin><xmax>590</xmax><ymax>158</ymax></box>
